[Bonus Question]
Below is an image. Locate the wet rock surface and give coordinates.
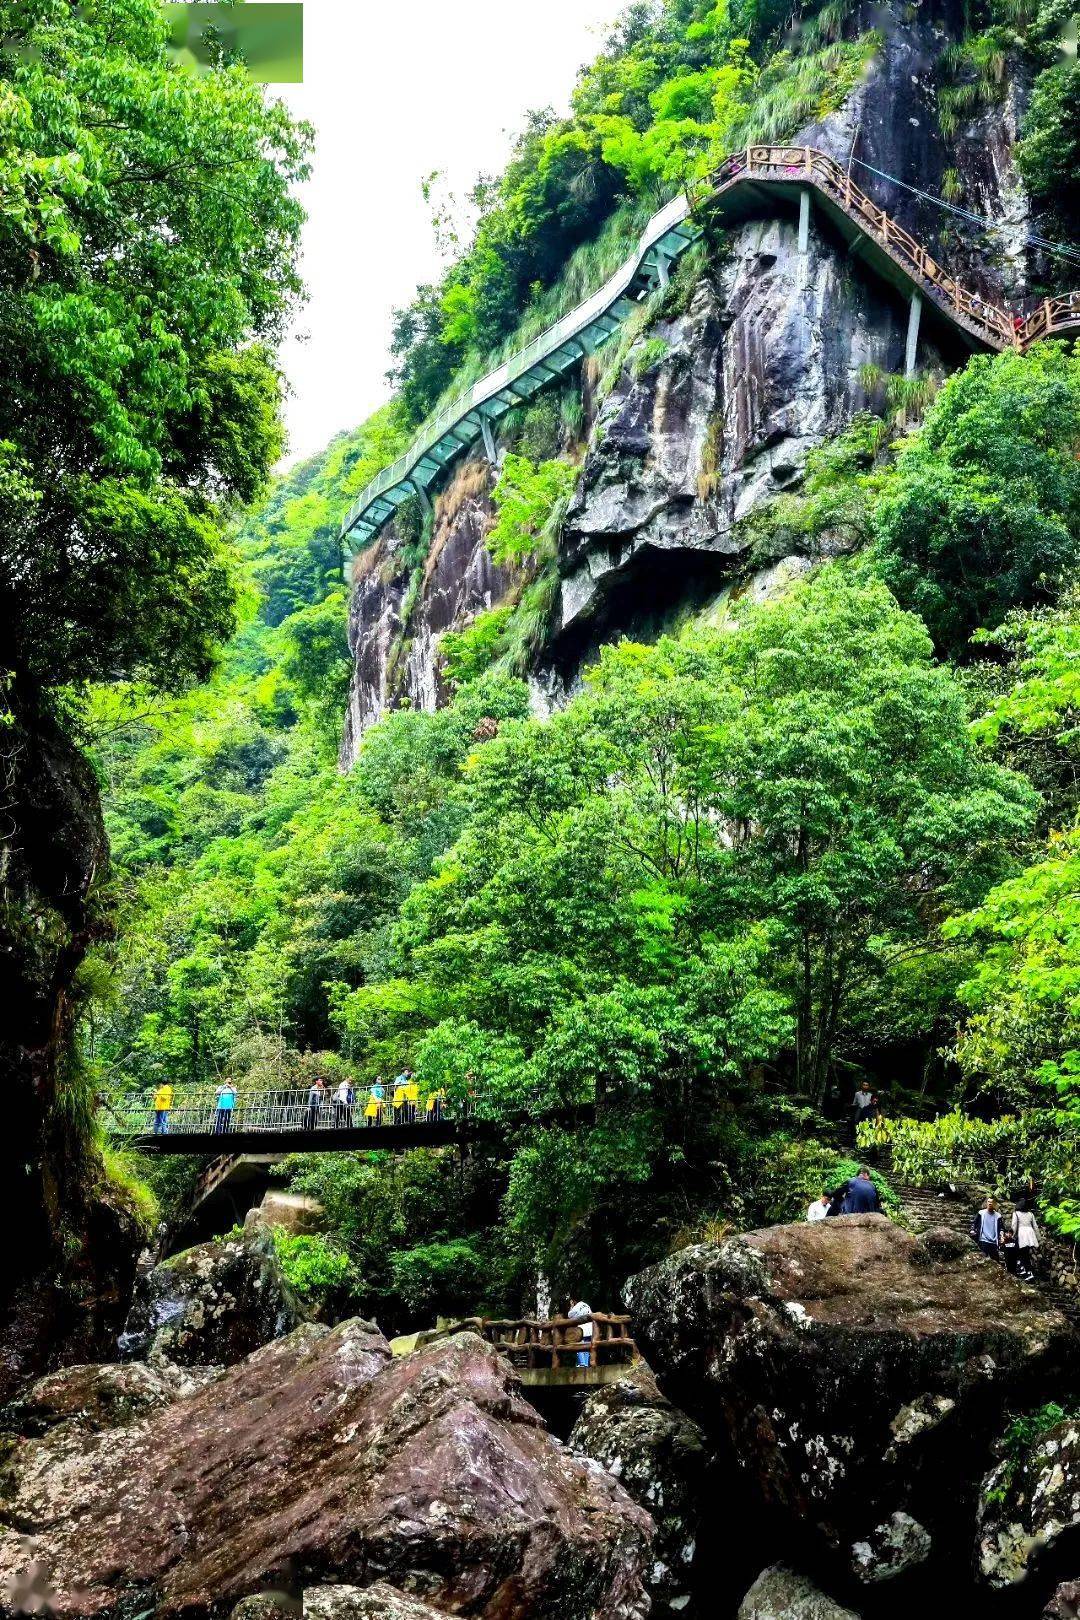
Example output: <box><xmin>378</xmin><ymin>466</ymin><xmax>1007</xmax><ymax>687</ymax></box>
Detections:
<box><xmin>1</xmin><ymin>1359</ymin><xmax>217</xmax><ymax>1438</ymax></box>
<box><xmin>341</xmin><ymin>461</ymin><xmax>517</xmax><ymax>764</ymax></box>
<box><xmin>624</xmin><ymin>1215</ymin><xmax>1075</xmax><ymax>1582</ymax></box>
<box><xmin>569</xmin><ymin>1362</ymin><xmax>709</xmax><ymax>1614</ymax></box>
<box><xmin>304</xmin><ymin>1585</ymin><xmax>445</xmax><ymax>1619</ymax></box>
<box><xmin>978</xmin><ymin>1415</ymin><xmax>1080</xmax><ymax>1588</ymax></box>
<box><xmin>120</xmin><ymin>1228</ymin><xmax>306</xmax><ymax>1367</ymax></box>
<box><xmin>0</xmin><ymin>1325</ymin><xmax>653</xmax><ymax>1619</ymax></box>
<box><xmin>737</xmin><ymin>1564</ymin><xmax>861</xmax><ymax>1619</ymax></box>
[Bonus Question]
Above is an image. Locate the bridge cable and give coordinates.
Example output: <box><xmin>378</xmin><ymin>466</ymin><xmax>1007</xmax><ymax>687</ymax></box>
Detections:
<box><xmin>848</xmin><ymin>156</ymin><xmax>1080</xmax><ymax>269</ymax></box>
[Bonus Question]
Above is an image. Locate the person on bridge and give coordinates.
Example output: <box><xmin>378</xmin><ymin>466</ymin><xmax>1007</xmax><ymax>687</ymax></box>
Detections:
<box><xmin>153</xmin><ymin>1082</ymin><xmax>174</xmax><ymax>1135</ymax></box>
<box><xmin>365</xmin><ymin>1077</ymin><xmax>385</xmax><ymax>1127</ymax></box>
<box><xmin>426</xmin><ymin>1086</ymin><xmax>447</xmax><ymax>1123</ymax></box>
<box><xmin>404</xmin><ymin>1072</ymin><xmax>420</xmax><ymax>1124</ymax></box>
<box><xmin>333</xmin><ymin>1078</ymin><xmax>354</xmax><ymax>1128</ymax></box>
<box><xmin>305</xmin><ymin>1076</ymin><xmax>326</xmax><ymax>1130</ymax></box>
<box><xmin>842</xmin><ymin>1167</ymin><xmax>882</xmax><ymax>1214</ymax></box>
<box><xmin>213</xmin><ymin>1082</ymin><xmax>236</xmax><ymax>1135</ymax></box>
<box><xmin>567</xmin><ymin>1300</ymin><xmax>594</xmax><ymax>1368</ymax></box>
<box><xmin>392</xmin><ymin>1070</ymin><xmax>411</xmax><ymax>1125</ymax></box>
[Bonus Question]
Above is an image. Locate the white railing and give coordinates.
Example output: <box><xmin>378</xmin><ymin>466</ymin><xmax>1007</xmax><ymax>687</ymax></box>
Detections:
<box><xmin>109</xmin><ymin>1085</ymin><xmax>460</xmax><ymax>1138</ymax></box>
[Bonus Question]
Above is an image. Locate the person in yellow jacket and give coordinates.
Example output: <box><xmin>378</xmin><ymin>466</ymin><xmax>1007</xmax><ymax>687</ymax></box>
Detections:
<box><xmin>404</xmin><ymin>1073</ymin><xmax>420</xmax><ymax>1124</ymax></box>
<box><xmin>153</xmin><ymin>1082</ymin><xmax>174</xmax><ymax>1135</ymax></box>
<box><xmin>425</xmin><ymin>1087</ymin><xmax>447</xmax><ymax>1123</ymax></box>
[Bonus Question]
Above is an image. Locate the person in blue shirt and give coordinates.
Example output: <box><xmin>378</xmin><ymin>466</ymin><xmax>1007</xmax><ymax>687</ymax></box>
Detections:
<box><xmin>213</xmin><ymin>1082</ymin><xmax>237</xmax><ymax>1134</ymax></box>
<box><xmin>974</xmin><ymin>1198</ymin><xmax>1003</xmax><ymax>1261</ymax></box>
<box><xmin>842</xmin><ymin>1167</ymin><xmax>881</xmax><ymax>1214</ymax></box>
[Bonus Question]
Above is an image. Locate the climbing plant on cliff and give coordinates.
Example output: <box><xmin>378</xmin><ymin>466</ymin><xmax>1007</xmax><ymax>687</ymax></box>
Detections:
<box><xmin>0</xmin><ymin>0</ymin><xmax>311</xmax><ymax>696</ymax></box>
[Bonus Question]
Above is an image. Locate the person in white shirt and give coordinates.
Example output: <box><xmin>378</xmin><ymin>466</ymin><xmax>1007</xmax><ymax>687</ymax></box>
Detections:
<box><xmin>567</xmin><ymin>1300</ymin><xmax>594</xmax><ymax>1368</ymax></box>
<box><xmin>333</xmin><ymin>1078</ymin><xmax>353</xmax><ymax>1128</ymax></box>
<box><xmin>1011</xmin><ymin>1199</ymin><xmax>1040</xmax><ymax>1280</ymax></box>
<box><xmin>807</xmin><ymin>1192</ymin><xmax>830</xmax><ymax>1223</ymax></box>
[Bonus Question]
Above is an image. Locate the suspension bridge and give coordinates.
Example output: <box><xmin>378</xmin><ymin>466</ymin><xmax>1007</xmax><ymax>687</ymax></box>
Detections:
<box><xmin>107</xmin><ymin>1085</ymin><xmax>592</xmax><ymax>1156</ymax></box>
<box><xmin>339</xmin><ymin>142</ymin><xmax>1080</xmax><ymax>572</ymax></box>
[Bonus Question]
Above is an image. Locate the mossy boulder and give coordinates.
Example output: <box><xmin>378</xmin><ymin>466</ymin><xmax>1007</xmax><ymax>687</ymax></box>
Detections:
<box><xmin>119</xmin><ymin>1228</ymin><xmax>306</xmax><ymax>1366</ymax></box>
<box><xmin>624</xmin><ymin>1214</ymin><xmax>1075</xmax><ymax>1577</ymax></box>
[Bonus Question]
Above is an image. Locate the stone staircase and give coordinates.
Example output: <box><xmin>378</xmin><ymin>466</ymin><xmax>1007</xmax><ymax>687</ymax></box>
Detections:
<box><xmin>886</xmin><ymin>1170</ymin><xmax>1080</xmax><ymax>1327</ymax></box>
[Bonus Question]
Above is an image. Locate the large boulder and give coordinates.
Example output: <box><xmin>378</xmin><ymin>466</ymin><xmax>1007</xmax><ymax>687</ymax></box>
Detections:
<box><xmin>119</xmin><ymin>1227</ymin><xmax>306</xmax><ymax>1366</ymax></box>
<box><xmin>1045</xmin><ymin>1580</ymin><xmax>1080</xmax><ymax>1618</ymax></box>
<box><xmin>737</xmin><ymin>1565</ymin><xmax>861</xmax><ymax>1619</ymax></box>
<box><xmin>624</xmin><ymin>1215</ymin><xmax>1074</xmax><ymax>1574</ymax></box>
<box><xmin>569</xmin><ymin>1363</ymin><xmax>708</xmax><ymax>1614</ymax></box>
<box><xmin>0</xmin><ymin>1324</ymin><xmax>653</xmax><ymax>1619</ymax></box>
<box><xmin>977</xmin><ymin>1415</ymin><xmax>1080</xmax><ymax>1588</ymax></box>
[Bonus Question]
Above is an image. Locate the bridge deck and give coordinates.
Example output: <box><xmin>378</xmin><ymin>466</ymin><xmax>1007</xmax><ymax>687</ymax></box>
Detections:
<box><xmin>132</xmin><ymin>1120</ymin><xmax>468</xmax><ymax>1155</ymax></box>
<box><xmin>338</xmin><ymin>142</ymin><xmax>1079</xmax><ymax>567</ymax></box>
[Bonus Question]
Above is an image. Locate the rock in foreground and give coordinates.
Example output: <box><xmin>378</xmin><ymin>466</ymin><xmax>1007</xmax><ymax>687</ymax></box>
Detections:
<box><xmin>0</xmin><ymin>1325</ymin><xmax>653</xmax><ymax>1619</ymax></box>
<box><xmin>624</xmin><ymin>1215</ymin><xmax>1074</xmax><ymax>1571</ymax></box>
<box><xmin>569</xmin><ymin>1363</ymin><xmax>708</xmax><ymax>1614</ymax></box>
<box><xmin>977</xmin><ymin>1414</ymin><xmax>1080</xmax><ymax>1587</ymax></box>
<box><xmin>737</xmin><ymin>1564</ymin><xmax>861</xmax><ymax>1619</ymax></box>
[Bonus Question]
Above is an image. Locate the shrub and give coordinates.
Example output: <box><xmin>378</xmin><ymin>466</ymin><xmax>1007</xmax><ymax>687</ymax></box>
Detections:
<box><xmin>272</xmin><ymin>1231</ymin><xmax>357</xmax><ymax>1312</ymax></box>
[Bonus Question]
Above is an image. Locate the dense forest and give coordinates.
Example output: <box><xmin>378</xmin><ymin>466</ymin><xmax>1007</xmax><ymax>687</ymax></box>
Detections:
<box><xmin>5</xmin><ymin>2</ymin><xmax>1080</xmax><ymax>1616</ymax></box>
<box><xmin>5</xmin><ymin>0</ymin><xmax>1080</xmax><ymax>1330</ymax></box>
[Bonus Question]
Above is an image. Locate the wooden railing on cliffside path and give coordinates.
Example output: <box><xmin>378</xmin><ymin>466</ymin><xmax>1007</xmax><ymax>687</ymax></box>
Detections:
<box><xmin>338</xmin><ymin>144</ymin><xmax>1080</xmax><ymax>569</ymax></box>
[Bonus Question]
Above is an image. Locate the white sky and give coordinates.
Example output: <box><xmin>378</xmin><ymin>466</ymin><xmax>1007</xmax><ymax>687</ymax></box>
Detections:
<box><xmin>275</xmin><ymin>0</ymin><xmax>623</xmax><ymax>465</ymax></box>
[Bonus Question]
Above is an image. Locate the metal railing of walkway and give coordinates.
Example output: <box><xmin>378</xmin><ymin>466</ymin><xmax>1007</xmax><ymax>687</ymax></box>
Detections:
<box><xmin>107</xmin><ymin>1085</ymin><xmax>596</xmax><ymax>1154</ymax></box>
<box><xmin>339</xmin><ymin>143</ymin><xmax>1080</xmax><ymax>570</ymax></box>
<box><xmin>110</xmin><ymin>1085</ymin><xmax>463</xmax><ymax>1140</ymax></box>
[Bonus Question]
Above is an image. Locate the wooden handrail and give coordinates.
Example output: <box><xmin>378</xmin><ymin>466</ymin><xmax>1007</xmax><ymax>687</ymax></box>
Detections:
<box><xmin>716</xmin><ymin>145</ymin><xmax>1031</xmax><ymax>349</ymax></box>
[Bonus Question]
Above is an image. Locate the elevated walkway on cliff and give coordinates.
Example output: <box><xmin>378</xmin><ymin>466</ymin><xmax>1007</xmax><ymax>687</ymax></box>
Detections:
<box><xmin>339</xmin><ymin>143</ymin><xmax>1080</xmax><ymax>572</ymax></box>
<box><xmin>391</xmin><ymin>1312</ymin><xmax>639</xmax><ymax>1391</ymax></box>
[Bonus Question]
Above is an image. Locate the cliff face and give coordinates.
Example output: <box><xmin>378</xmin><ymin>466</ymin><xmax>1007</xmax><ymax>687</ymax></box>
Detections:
<box><xmin>341</xmin><ymin>0</ymin><xmax>1036</xmax><ymax>744</ymax></box>
<box><xmin>0</xmin><ymin>688</ymin><xmax>140</xmax><ymax>1400</ymax></box>
<box><xmin>342</xmin><ymin>462</ymin><xmax>519</xmax><ymax>768</ymax></box>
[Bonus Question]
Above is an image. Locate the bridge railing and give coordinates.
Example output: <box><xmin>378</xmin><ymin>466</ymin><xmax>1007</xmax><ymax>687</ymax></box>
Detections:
<box><xmin>340</xmin><ymin>192</ymin><xmax>695</xmax><ymax>546</ymax></box>
<box><xmin>109</xmin><ymin>1085</ymin><xmax>467</xmax><ymax>1138</ymax></box>
<box><xmin>1020</xmin><ymin>291</ymin><xmax>1080</xmax><ymax>345</ymax></box>
<box><xmin>714</xmin><ymin>145</ymin><xmax>1018</xmax><ymax>348</ymax></box>
<box><xmin>458</xmin><ymin>1312</ymin><xmax>637</xmax><ymax>1370</ymax></box>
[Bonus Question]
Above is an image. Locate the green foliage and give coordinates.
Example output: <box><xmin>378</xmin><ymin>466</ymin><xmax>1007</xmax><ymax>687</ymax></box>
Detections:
<box><xmin>386</xmin><ymin>0</ymin><xmax>883</xmax><ymax>430</ymax></box>
<box><xmin>272</xmin><ymin>1230</ymin><xmax>357</xmax><ymax>1310</ymax></box>
<box><xmin>100</xmin><ymin>1147</ymin><xmax>159</xmax><ymax>1237</ymax></box>
<box><xmin>388</xmin><ymin>1238</ymin><xmax>488</xmax><ymax>1319</ymax></box>
<box><xmin>873</xmin><ymin>345</ymin><xmax>1080</xmax><ymax>654</ymax></box>
<box><xmin>486</xmin><ymin>454</ymin><xmax>579</xmax><ymax>566</ymax></box>
<box><xmin>440</xmin><ymin>608</ymin><xmax>516</xmax><ymax>686</ymax></box>
<box><xmin>0</xmin><ymin>0</ymin><xmax>310</xmax><ymax>695</ymax></box>
<box><xmin>1016</xmin><ymin>61</ymin><xmax>1080</xmax><ymax>230</ymax></box>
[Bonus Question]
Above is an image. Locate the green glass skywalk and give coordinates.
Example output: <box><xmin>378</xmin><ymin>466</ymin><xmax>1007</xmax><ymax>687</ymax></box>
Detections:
<box><xmin>339</xmin><ymin>193</ymin><xmax>701</xmax><ymax>570</ymax></box>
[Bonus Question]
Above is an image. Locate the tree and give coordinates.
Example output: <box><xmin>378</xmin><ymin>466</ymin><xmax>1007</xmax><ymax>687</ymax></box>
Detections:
<box><xmin>874</xmin><ymin>345</ymin><xmax>1080</xmax><ymax>655</ymax></box>
<box><xmin>0</xmin><ymin>0</ymin><xmax>311</xmax><ymax>696</ymax></box>
<box><xmin>1016</xmin><ymin>61</ymin><xmax>1080</xmax><ymax>232</ymax></box>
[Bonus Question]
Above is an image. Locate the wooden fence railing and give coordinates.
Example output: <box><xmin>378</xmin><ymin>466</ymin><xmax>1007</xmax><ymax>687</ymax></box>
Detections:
<box><xmin>713</xmin><ymin>146</ymin><xmax>1020</xmax><ymax>348</ymax></box>
<box><xmin>453</xmin><ymin>1313</ymin><xmax>637</xmax><ymax>1370</ymax></box>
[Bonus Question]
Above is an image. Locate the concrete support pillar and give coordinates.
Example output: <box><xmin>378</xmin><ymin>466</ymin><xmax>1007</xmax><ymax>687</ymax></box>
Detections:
<box><xmin>480</xmin><ymin>414</ymin><xmax>497</xmax><ymax>467</ymax></box>
<box><xmin>905</xmin><ymin>291</ymin><xmax>923</xmax><ymax>379</ymax></box>
<box><xmin>798</xmin><ymin>188</ymin><xmax>811</xmax><ymax>255</ymax></box>
<box><xmin>655</xmin><ymin>254</ymin><xmax>670</xmax><ymax>289</ymax></box>
<box><xmin>411</xmin><ymin>479</ymin><xmax>434</xmax><ymax>520</ymax></box>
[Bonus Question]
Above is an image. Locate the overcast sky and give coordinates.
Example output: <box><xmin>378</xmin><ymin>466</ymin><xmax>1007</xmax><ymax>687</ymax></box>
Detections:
<box><xmin>275</xmin><ymin>0</ymin><xmax>623</xmax><ymax>465</ymax></box>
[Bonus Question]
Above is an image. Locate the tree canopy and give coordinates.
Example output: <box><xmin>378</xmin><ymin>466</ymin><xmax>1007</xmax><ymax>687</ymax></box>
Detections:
<box><xmin>0</xmin><ymin>0</ymin><xmax>310</xmax><ymax>694</ymax></box>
